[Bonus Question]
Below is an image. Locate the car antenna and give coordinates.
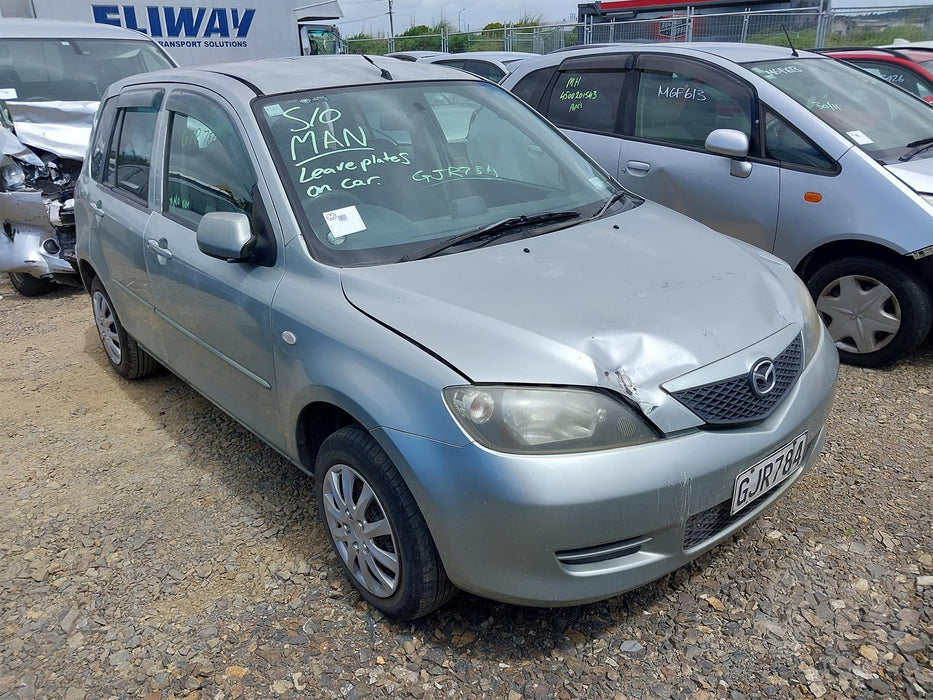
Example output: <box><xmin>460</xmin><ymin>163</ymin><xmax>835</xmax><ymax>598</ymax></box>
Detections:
<box><xmin>781</xmin><ymin>25</ymin><xmax>799</xmax><ymax>57</ymax></box>
<box><xmin>361</xmin><ymin>54</ymin><xmax>393</xmax><ymax>81</ymax></box>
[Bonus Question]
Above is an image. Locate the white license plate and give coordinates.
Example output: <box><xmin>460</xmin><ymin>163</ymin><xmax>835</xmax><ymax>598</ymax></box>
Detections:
<box><xmin>731</xmin><ymin>432</ymin><xmax>808</xmax><ymax>515</ymax></box>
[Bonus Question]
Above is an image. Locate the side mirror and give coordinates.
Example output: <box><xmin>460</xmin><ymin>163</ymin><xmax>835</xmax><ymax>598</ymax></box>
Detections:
<box><xmin>705</xmin><ymin>128</ymin><xmax>752</xmax><ymax>179</ymax></box>
<box><xmin>196</xmin><ymin>212</ymin><xmax>256</xmax><ymax>262</ymax></box>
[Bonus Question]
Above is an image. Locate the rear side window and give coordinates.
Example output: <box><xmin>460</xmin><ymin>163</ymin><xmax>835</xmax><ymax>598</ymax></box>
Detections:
<box><xmin>89</xmin><ymin>97</ymin><xmax>118</xmax><ymax>182</ymax></box>
<box><xmin>101</xmin><ymin>107</ymin><xmax>158</xmax><ymax>203</ymax></box>
<box><xmin>546</xmin><ymin>71</ymin><xmax>624</xmax><ymax>133</ymax></box>
<box><xmin>466</xmin><ymin>60</ymin><xmax>506</xmax><ymax>83</ymax></box>
<box><xmin>510</xmin><ymin>66</ymin><xmax>557</xmax><ymax>109</ymax></box>
<box><xmin>633</xmin><ymin>59</ymin><xmax>753</xmax><ymax>150</ymax></box>
<box><xmin>165</xmin><ymin>93</ymin><xmax>255</xmax><ymax>228</ymax></box>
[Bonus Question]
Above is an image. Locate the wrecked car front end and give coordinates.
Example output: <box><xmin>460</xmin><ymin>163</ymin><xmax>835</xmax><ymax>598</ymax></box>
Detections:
<box><xmin>0</xmin><ymin>99</ymin><xmax>90</xmax><ymax>294</ymax></box>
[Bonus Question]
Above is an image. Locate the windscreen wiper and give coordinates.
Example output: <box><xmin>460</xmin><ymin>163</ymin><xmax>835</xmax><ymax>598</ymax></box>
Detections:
<box><xmin>590</xmin><ymin>191</ymin><xmax>629</xmax><ymax>220</ymax></box>
<box><xmin>899</xmin><ymin>136</ymin><xmax>933</xmax><ymax>162</ymax></box>
<box><xmin>402</xmin><ymin>211</ymin><xmax>580</xmax><ymax>261</ymax></box>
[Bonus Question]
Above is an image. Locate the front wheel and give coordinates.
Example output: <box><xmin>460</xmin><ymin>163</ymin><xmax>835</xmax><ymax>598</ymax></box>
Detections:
<box><xmin>806</xmin><ymin>255</ymin><xmax>931</xmax><ymax>368</ymax></box>
<box><xmin>315</xmin><ymin>425</ymin><xmax>455</xmax><ymax>619</ymax></box>
<box><xmin>9</xmin><ymin>272</ymin><xmax>54</xmax><ymax>297</ymax></box>
<box><xmin>90</xmin><ymin>278</ymin><xmax>158</xmax><ymax>379</ymax></box>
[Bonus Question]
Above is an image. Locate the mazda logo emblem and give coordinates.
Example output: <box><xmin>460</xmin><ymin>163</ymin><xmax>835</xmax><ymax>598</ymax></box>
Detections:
<box><xmin>749</xmin><ymin>358</ymin><xmax>777</xmax><ymax>397</ymax></box>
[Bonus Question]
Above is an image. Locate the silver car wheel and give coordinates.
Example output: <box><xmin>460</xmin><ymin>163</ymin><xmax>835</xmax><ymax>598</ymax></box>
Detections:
<box><xmin>321</xmin><ymin>463</ymin><xmax>399</xmax><ymax>598</ymax></box>
<box><xmin>92</xmin><ymin>290</ymin><xmax>122</xmax><ymax>365</ymax></box>
<box><xmin>816</xmin><ymin>274</ymin><xmax>901</xmax><ymax>355</ymax></box>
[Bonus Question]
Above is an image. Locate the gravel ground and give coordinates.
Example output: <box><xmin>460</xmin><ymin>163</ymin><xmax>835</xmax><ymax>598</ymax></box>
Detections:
<box><xmin>0</xmin><ymin>275</ymin><xmax>931</xmax><ymax>700</ymax></box>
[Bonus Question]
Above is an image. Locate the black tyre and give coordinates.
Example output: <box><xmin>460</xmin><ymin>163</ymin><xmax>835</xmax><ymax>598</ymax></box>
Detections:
<box><xmin>90</xmin><ymin>278</ymin><xmax>158</xmax><ymax>379</ymax></box>
<box><xmin>315</xmin><ymin>425</ymin><xmax>455</xmax><ymax>619</ymax></box>
<box><xmin>806</xmin><ymin>255</ymin><xmax>932</xmax><ymax>368</ymax></box>
<box><xmin>9</xmin><ymin>272</ymin><xmax>54</xmax><ymax>297</ymax></box>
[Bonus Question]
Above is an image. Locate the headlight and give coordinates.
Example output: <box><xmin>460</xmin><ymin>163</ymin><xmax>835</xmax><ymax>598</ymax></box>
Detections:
<box><xmin>442</xmin><ymin>385</ymin><xmax>657</xmax><ymax>454</ymax></box>
<box><xmin>795</xmin><ymin>275</ymin><xmax>822</xmax><ymax>364</ymax></box>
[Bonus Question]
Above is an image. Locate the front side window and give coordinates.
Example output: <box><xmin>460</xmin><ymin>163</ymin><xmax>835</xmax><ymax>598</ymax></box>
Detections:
<box><xmin>256</xmin><ymin>81</ymin><xmax>629</xmax><ymax>266</ymax></box>
<box><xmin>546</xmin><ymin>71</ymin><xmax>624</xmax><ymax>133</ymax></box>
<box><xmin>746</xmin><ymin>57</ymin><xmax>933</xmax><ymax>162</ymax></box>
<box><xmin>634</xmin><ymin>60</ymin><xmax>753</xmax><ymax>149</ymax></box>
<box><xmin>0</xmin><ymin>38</ymin><xmax>173</xmax><ymax>102</ymax></box>
<box><xmin>763</xmin><ymin>107</ymin><xmax>836</xmax><ymax>171</ymax></box>
<box><xmin>165</xmin><ymin>95</ymin><xmax>255</xmax><ymax>228</ymax></box>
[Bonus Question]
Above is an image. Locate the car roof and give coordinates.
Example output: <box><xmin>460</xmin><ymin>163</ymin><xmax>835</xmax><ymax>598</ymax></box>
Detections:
<box><xmin>424</xmin><ymin>51</ymin><xmax>539</xmax><ymax>62</ymax></box>
<box><xmin>505</xmin><ymin>42</ymin><xmax>821</xmax><ymax>69</ymax></box>
<box><xmin>115</xmin><ymin>54</ymin><xmax>483</xmax><ymax>95</ymax></box>
<box><xmin>0</xmin><ymin>18</ymin><xmax>157</xmax><ymax>40</ymax></box>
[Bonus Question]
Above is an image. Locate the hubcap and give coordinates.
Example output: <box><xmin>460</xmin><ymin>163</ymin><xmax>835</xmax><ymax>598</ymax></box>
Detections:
<box><xmin>816</xmin><ymin>274</ymin><xmax>901</xmax><ymax>355</ymax></box>
<box><xmin>321</xmin><ymin>464</ymin><xmax>399</xmax><ymax>598</ymax></box>
<box><xmin>92</xmin><ymin>291</ymin><xmax>122</xmax><ymax>365</ymax></box>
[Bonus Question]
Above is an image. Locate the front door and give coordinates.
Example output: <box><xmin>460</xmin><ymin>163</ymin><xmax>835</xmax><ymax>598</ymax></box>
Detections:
<box><xmin>144</xmin><ymin>89</ymin><xmax>286</xmax><ymax>448</ymax></box>
<box><xmin>618</xmin><ymin>54</ymin><xmax>780</xmax><ymax>252</ymax></box>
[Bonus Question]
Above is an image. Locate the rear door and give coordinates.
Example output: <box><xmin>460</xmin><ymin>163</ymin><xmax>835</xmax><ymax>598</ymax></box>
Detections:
<box><xmin>79</xmin><ymin>88</ymin><xmax>167</xmax><ymax>358</ymax></box>
<box><xmin>144</xmin><ymin>87</ymin><xmax>287</xmax><ymax>448</ymax></box>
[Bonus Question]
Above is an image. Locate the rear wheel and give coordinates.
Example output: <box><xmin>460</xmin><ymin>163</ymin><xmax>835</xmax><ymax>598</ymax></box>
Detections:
<box><xmin>806</xmin><ymin>255</ymin><xmax>931</xmax><ymax>367</ymax></box>
<box><xmin>90</xmin><ymin>278</ymin><xmax>157</xmax><ymax>379</ymax></box>
<box><xmin>315</xmin><ymin>425</ymin><xmax>455</xmax><ymax>619</ymax></box>
<box><xmin>9</xmin><ymin>272</ymin><xmax>54</xmax><ymax>297</ymax></box>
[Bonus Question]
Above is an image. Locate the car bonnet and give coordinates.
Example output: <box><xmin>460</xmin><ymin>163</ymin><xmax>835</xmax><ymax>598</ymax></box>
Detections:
<box><xmin>339</xmin><ymin>202</ymin><xmax>799</xmax><ymax>403</ymax></box>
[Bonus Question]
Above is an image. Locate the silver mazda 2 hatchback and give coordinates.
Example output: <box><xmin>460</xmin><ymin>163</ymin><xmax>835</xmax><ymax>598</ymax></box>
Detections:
<box><xmin>76</xmin><ymin>56</ymin><xmax>838</xmax><ymax>619</ymax></box>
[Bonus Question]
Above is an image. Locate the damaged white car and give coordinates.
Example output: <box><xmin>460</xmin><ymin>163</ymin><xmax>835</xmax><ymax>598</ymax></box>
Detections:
<box><xmin>0</xmin><ymin>19</ymin><xmax>174</xmax><ymax>295</ymax></box>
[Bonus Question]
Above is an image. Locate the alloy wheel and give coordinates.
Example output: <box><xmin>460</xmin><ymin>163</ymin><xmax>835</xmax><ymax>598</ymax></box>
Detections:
<box><xmin>321</xmin><ymin>463</ymin><xmax>399</xmax><ymax>597</ymax></box>
<box><xmin>92</xmin><ymin>291</ymin><xmax>122</xmax><ymax>365</ymax></box>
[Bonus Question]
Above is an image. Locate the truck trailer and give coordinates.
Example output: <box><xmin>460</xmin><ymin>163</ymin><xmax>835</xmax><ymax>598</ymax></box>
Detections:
<box><xmin>0</xmin><ymin>0</ymin><xmax>345</xmax><ymax>65</ymax></box>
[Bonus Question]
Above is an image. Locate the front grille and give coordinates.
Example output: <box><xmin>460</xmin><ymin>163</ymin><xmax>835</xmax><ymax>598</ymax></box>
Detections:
<box><xmin>671</xmin><ymin>335</ymin><xmax>802</xmax><ymax>426</ymax></box>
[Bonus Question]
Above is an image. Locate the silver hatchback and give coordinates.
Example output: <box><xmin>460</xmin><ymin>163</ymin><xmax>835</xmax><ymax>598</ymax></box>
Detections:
<box><xmin>76</xmin><ymin>56</ymin><xmax>837</xmax><ymax>619</ymax></box>
<box><xmin>503</xmin><ymin>43</ymin><xmax>933</xmax><ymax>367</ymax></box>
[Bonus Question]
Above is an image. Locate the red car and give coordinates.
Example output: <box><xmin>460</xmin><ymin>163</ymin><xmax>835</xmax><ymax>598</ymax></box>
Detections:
<box><xmin>821</xmin><ymin>47</ymin><xmax>933</xmax><ymax>102</ymax></box>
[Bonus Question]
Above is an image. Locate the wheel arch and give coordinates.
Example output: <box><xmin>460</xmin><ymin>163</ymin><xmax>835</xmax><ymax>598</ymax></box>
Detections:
<box><xmin>794</xmin><ymin>239</ymin><xmax>916</xmax><ymax>283</ymax></box>
<box><xmin>77</xmin><ymin>259</ymin><xmax>98</xmax><ymax>294</ymax></box>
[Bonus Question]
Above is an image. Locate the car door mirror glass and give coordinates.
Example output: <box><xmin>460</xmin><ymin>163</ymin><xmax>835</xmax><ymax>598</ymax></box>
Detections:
<box><xmin>705</xmin><ymin>128</ymin><xmax>749</xmax><ymax>158</ymax></box>
<box><xmin>196</xmin><ymin>211</ymin><xmax>256</xmax><ymax>261</ymax></box>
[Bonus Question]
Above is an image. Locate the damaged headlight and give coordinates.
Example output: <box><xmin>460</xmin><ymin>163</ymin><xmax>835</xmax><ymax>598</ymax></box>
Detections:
<box><xmin>0</xmin><ymin>155</ymin><xmax>26</xmax><ymax>191</ymax></box>
<box><xmin>796</xmin><ymin>275</ymin><xmax>823</xmax><ymax>365</ymax></box>
<box><xmin>443</xmin><ymin>385</ymin><xmax>658</xmax><ymax>454</ymax></box>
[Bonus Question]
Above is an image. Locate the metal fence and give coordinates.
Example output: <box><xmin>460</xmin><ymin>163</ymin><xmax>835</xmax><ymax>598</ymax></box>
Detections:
<box><xmin>345</xmin><ymin>4</ymin><xmax>933</xmax><ymax>55</ymax></box>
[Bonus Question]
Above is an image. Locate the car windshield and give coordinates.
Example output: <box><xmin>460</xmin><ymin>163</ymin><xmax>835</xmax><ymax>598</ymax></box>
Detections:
<box><xmin>256</xmin><ymin>80</ymin><xmax>628</xmax><ymax>266</ymax></box>
<box><xmin>0</xmin><ymin>38</ymin><xmax>173</xmax><ymax>102</ymax></box>
<box><xmin>745</xmin><ymin>57</ymin><xmax>933</xmax><ymax>162</ymax></box>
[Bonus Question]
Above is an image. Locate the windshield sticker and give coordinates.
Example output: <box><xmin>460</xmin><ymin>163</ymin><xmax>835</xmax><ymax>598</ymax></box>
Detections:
<box><xmin>0</xmin><ymin>88</ymin><xmax>17</xmax><ymax>100</ymax></box>
<box><xmin>323</xmin><ymin>205</ymin><xmax>366</xmax><ymax>238</ymax></box>
<box><xmin>588</xmin><ymin>176</ymin><xmax>609</xmax><ymax>190</ymax></box>
<box><xmin>263</xmin><ymin>103</ymin><xmax>284</xmax><ymax>117</ymax></box>
<box><xmin>846</xmin><ymin>130</ymin><xmax>873</xmax><ymax>145</ymax></box>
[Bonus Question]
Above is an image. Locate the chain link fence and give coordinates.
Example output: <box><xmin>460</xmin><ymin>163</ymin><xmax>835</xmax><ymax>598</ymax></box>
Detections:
<box><xmin>345</xmin><ymin>4</ymin><xmax>933</xmax><ymax>56</ymax></box>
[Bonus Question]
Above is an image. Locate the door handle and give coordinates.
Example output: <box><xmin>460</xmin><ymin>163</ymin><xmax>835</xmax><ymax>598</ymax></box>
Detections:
<box><xmin>89</xmin><ymin>201</ymin><xmax>104</xmax><ymax>216</ymax></box>
<box><xmin>625</xmin><ymin>160</ymin><xmax>651</xmax><ymax>176</ymax></box>
<box><xmin>146</xmin><ymin>238</ymin><xmax>173</xmax><ymax>261</ymax></box>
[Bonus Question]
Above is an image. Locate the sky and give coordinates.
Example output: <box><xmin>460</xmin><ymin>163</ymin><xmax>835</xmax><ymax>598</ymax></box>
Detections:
<box><xmin>330</xmin><ymin>0</ymin><xmax>924</xmax><ymax>37</ymax></box>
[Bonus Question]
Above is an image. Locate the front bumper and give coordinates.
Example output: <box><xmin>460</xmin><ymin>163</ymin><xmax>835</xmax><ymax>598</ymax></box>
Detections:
<box><xmin>0</xmin><ymin>190</ymin><xmax>75</xmax><ymax>277</ymax></box>
<box><xmin>375</xmin><ymin>324</ymin><xmax>839</xmax><ymax>607</ymax></box>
